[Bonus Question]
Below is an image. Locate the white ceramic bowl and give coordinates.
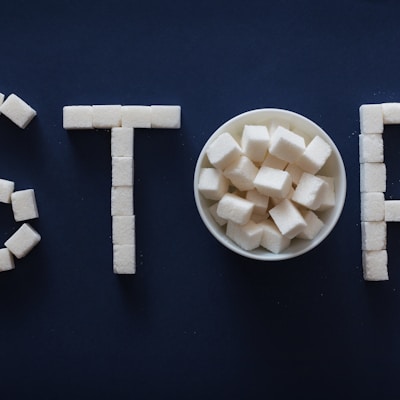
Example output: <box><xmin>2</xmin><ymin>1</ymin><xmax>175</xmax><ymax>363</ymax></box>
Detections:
<box><xmin>193</xmin><ymin>108</ymin><xmax>346</xmax><ymax>261</ymax></box>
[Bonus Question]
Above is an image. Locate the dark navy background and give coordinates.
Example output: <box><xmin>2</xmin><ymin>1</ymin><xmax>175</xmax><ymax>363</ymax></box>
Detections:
<box><xmin>0</xmin><ymin>0</ymin><xmax>399</xmax><ymax>398</ymax></box>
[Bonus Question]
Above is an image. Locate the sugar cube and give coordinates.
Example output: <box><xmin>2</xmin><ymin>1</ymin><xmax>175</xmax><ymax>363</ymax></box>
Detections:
<box><xmin>296</xmin><ymin>135</ymin><xmax>332</xmax><ymax>174</ymax></box>
<box><xmin>359</xmin><ymin>134</ymin><xmax>384</xmax><ymax>163</ymax></box>
<box><xmin>384</xmin><ymin>200</ymin><xmax>400</xmax><ymax>222</ymax></box>
<box><xmin>121</xmin><ymin>106</ymin><xmax>151</xmax><ymax>128</ymax></box>
<box><xmin>0</xmin><ymin>178</ymin><xmax>15</xmax><ymax>203</ymax></box>
<box><xmin>253</xmin><ymin>166</ymin><xmax>292</xmax><ymax>199</ymax></box>
<box><xmin>223</xmin><ymin>156</ymin><xmax>258</xmax><ymax>191</ymax></box>
<box><xmin>261</xmin><ymin>153</ymin><xmax>288</xmax><ymax>170</ymax></box>
<box><xmin>217</xmin><ymin>193</ymin><xmax>254</xmax><ymax>225</ymax></box>
<box><xmin>259</xmin><ymin>219</ymin><xmax>291</xmax><ymax>253</ymax></box>
<box><xmin>359</xmin><ymin>104</ymin><xmax>383</xmax><ymax>134</ymax></box>
<box><xmin>361</xmin><ymin>221</ymin><xmax>386</xmax><ymax>251</ymax></box>
<box><xmin>92</xmin><ymin>105</ymin><xmax>121</xmax><ymax>129</ymax></box>
<box><xmin>113</xmin><ymin>244</ymin><xmax>135</xmax><ymax>274</ymax></box>
<box><xmin>269</xmin><ymin>199</ymin><xmax>306</xmax><ymax>239</ymax></box>
<box><xmin>360</xmin><ymin>163</ymin><xmax>386</xmax><ymax>193</ymax></box>
<box><xmin>111</xmin><ymin>186</ymin><xmax>134</xmax><ymax>216</ymax></box>
<box><xmin>111</xmin><ymin>127</ymin><xmax>134</xmax><ymax>157</ymax></box>
<box><xmin>112</xmin><ymin>215</ymin><xmax>135</xmax><ymax>245</ymax></box>
<box><xmin>11</xmin><ymin>189</ymin><xmax>39</xmax><ymax>222</ymax></box>
<box><xmin>208</xmin><ymin>202</ymin><xmax>227</xmax><ymax>226</ymax></box>
<box><xmin>297</xmin><ymin>210</ymin><xmax>324</xmax><ymax>240</ymax></box>
<box><xmin>316</xmin><ymin>176</ymin><xmax>335</xmax><ymax>211</ymax></box>
<box><xmin>150</xmin><ymin>105</ymin><xmax>181</xmax><ymax>129</ymax></box>
<box><xmin>382</xmin><ymin>102</ymin><xmax>400</xmax><ymax>124</ymax></box>
<box><xmin>206</xmin><ymin>132</ymin><xmax>242</xmax><ymax>170</ymax></box>
<box><xmin>63</xmin><ymin>106</ymin><xmax>93</xmax><ymax>130</ymax></box>
<box><xmin>112</xmin><ymin>157</ymin><xmax>133</xmax><ymax>187</ymax></box>
<box><xmin>0</xmin><ymin>93</ymin><xmax>37</xmax><ymax>129</ymax></box>
<box><xmin>269</xmin><ymin>126</ymin><xmax>306</xmax><ymax>163</ymax></box>
<box><xmin>198</xmin><ymin>168</ymin><xmax>229</xmax><ymax>201</ymax></box>
<box><xmin>226</xmin><ymin>220</ymin><xmax>263</xmax><ymax>251</ymax></box>
<box><xmin>291</xmin><ymin>173</ymin><xmax>327</xmax><ymax>210</ymax></box>
<box><xmin>246</xmin><ymin>189</ymin><xmax>269</xmax><ymax>215</ymax></box>
<box><xmin>241</xmin><ymin>125</ymin><xmax>270</xmax><ymax>162</ymax></box>
<box><xmin>285</xmin><ymin>164</ymin><xmax>305</xmax><ymax>186</ymax></box>
<box><xmin>0</xmin><ymin>248</ymin><xmax>15</xmax><ymax>272</ymax></box>
<box><xmin>361</xmin><ymin>192</ymin><xmax>385</xmax><ymax>222</ymax></box>
<box><xmin>5</xmin><ymin>223</ymin><xmax>41</xmax><ymax>259</ymax></box>
<box><xmin>362</xmin><ymin>250</ymin><xmax>388</xmax><ymax>281</ymax></box>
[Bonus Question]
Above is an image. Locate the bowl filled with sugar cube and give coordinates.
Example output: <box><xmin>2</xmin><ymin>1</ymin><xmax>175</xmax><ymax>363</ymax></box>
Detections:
<box><xmin>193</xmin><ymin>108</ymin><xmax>346</xmax><ymax>261</ymax></box>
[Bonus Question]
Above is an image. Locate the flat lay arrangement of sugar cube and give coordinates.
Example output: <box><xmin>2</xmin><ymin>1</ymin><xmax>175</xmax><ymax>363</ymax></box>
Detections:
<box><xmin>3</xmin><ymin>1</ymin><xmax>400</xmax><ymax>399</ymax></box>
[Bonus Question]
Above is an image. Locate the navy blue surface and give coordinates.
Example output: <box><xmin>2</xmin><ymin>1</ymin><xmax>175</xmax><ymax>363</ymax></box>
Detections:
<box><xmin>1</xmin><ymin>0</ymin><xmax>400</xmax><ymax>398</ymax></box>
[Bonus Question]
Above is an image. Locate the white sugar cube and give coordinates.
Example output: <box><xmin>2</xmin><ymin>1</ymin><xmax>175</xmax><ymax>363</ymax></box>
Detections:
<box><xmin>253</xmin><ymin>166</ymin><xmax>292</xmax><ymax>199</ymax></box>
<box><xmin>269</xmin><ymin>199</ymin><xmax>306</xmax><ymax>239</ymax></box>
<box><xmin>384</xmin><ymin>200</ymin><xmax>400</xmax><ymax>222</ymax></box>
<box><xmin>362</xmin><ymin>250</ymin><xmax>388</xmax><ymax>281</ymax></box>
<box><xmin>359</xmin><ymin>134</ymin><xmax>384</xmax><ymax>163</ymax></box>
<box><xmin>226</xmin><ymin>220</ymin><xmax>263</xmax><ymax>251</ymax></box>
<box><xmin>316</xmin><ymin>176</ymin><xmax>335</xmax><ymax>211</ymax></box>
<box><xmin>11</xmin><ymin>189</ymin><xmax>39</xmax><ymax>222</ymax></box>
<box><xmin>63</xmin><ymin>106</ymin><xmax>93</xmax><ymax>130</ymax></box>
<box><xmin>223</xmin><ymin>156</ymin><xmax>258</xmax><ymax>191</ymax></box>
<box><xmin>0</xmin><ymin>178</ymin><xmax>15</xmax><ymax>203</ymax></box>
<box><xmin>121</xmin><ymin>106</ymin><xmax>151</xmax><ymax>128</ymax></box>
<box><xmin>206</xmin><ymin>132</ymin><xmax>242</xmax><ymax>170</ymax></box>
<box><xmin>217</xmin><ymin>193</ymin><xmax>254</xmax><ymax>225</ymax></box>
<box><xmin>359</xmin><ymin>104</ymin><xmax>383</xmax><ymax>134</ymax></box>
<box><xmin>297</xmin><ymin>210</ymin><xmax>324</xmax><ymax>240</ymax></box>
<box><xmin>269</xmin><ymin>126</ymin><xmax>306</xmax><ymax>163</ymax></box>
<box><xmin>112</xmin><ymin>215</ymin><xmax>135</xmax><ymax>245</ymax></box>
<box><xmin>5</xmin><ymin>223</ymin><xmax>41</xmax><ymax>259</ymax></box>
<box><xmin>361</xmin><ymin>192</ymin><xmax>385</xmax><ymax>222</ymax></box>
<box><xmin>198</xmin><ymin>168</ymin><xmax>229</xmax><ymax>201</ymax></box>
<box><xmin>111</xmin><ymin>127</ymin><xmax>134</xmax><ymax>157</ymax></box>
<box><xmin>92</xmin><ymin>105</ymin><xmax>121</xmax><ymax>129</ymax></box>
<box><xmin>261</xmin><ymin>153</ymin><xmax>288</xmax><ymax>170</ymax></box>
<box><xmin>361</xmin><ymin>221</ymin><xmax>386</xmax><ymax>251</ymax></box>
<box><xmin>111</xmin><ymin>186</ymin><xmax>134</xmax><ymax>216</ymax></box>
<box><xmin>241</xmin><ymin>125</ymin><xmax>270</xmax><ymax>162</ymax></box>
<box><xmin>113</xmin><ymin>244</ymin><xmax>135</xmax><ymax>274</ymax></box>
<box><xmin>208</xmin><ymin>203</ymin><xmax>227</xmax><ymax>226</ymax></box>
<box><xmin>292</xmin><ymin>173</ymin><xmax>327</xmax><ymax>210</ymax></box>
<box><xmin>112</xmin><ymin>157</ymin><xmax>133</xmax><ymax>187</ymax></box>
<box><xmin>285</xmin><ymin>164</ymin><xmax>305</xmax><ymax>186</ymax></box>
<box><xmin>0</xmin><ymin>94</ymin><xmax>37</xmax><ymax>129</ymax></box>
<box><xmin>360</xmin><ymin>163</ymin><xmax>386</xmax><ymax>193</ymax></box>
<box><xmin>259</xmin><ymin>219</ymin><xmax>291</xmax><ymax>253</ymax></box>
<box><xmin>150</xmin><ymin>105</ymin><xmax>181</xmax><ymax>129</ymax></box>
<box><xmin>246</xmin><ymin>189</ymin><xmax>269</xmax><ymax>215</ymax></box>
<box><xmin>0</xmin><ymin>248</ymin><xmax>14</xmax><ymax>272</ymax></box>
<box><xmin>296</xmin><ymin>135</ymin><xmax>332</xmax><ymax>174</ymax></box>
<box><xmin>382</xmin><ymin>103</ymin><xmax>400</xmax><ymax>124</ymax></box>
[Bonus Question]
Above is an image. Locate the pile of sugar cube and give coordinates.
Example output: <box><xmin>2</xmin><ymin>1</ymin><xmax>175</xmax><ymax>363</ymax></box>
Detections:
<box><xmin>63</xmin><ymin>104</ymin><xmax>181</xmax><ymax>274</ymax></box>
<box><xmin>359</xmin><ymin>103</ymin><xmax>400</xmax><ymax>281</ymax></box>
<box><xmin>0</xmin><ymin>178</ymin><xmax>40</xmax><ymax>272</ymax></box>
<box><xmin>198</xmin><ymin>123</ymin><xmax>335</xmax><ymax>253</ymax></box>
<box><xmin>0</xmin><ymin>92</ymin><xmax>36</xmax><ymax>129</ymax></box>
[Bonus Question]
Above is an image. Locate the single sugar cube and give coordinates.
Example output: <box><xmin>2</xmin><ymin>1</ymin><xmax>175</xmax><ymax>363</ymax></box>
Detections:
<box><xmin>269</xmin><ymin>126</ymin><xmax>306</xmax><ymax>163</ymax></box>
<box><xmin>297</xmin><ymin>210</ymin><xmax>324</xmax><ymax>240</ymax></box>
<box><xmin>208</xmin><ymin>202</ymin><xmax>227</xmax><ymax>226</ymax></box>
<box><xmin>359</xmin><ymin>104</ymin><xmax>383</xmax><ymax>134</ymax></box>
<box><xmin>206</xmin><ymin>132</ymin><xmax>242</xmax><ymax>170</ymax></box>
<box><xmin>63</xmin><ymin>106</ymin><xmax>93</xmax><ymax>130</ymax></box>
<box><xmin>111</xmin><ymin>127</ymin><xmax>134</xmax><ymax>157</ymax></box>
<box><xmin>223</xmin><ymin>156</ymin><xmax>258</xmax><ymax>191</ymax></box>
<box><xmin>362</xmin><ymin>250</ymin><xmax>388</xmax><ymax>281</ymax></box>
<box><xmin>241</xmin><ymin>125</ymin><xmax>270</xmax><ymax>162</ymax></box>
<box><xmin>361</xmin><ymin>221</ymin><xmax>386</xmax><ymax>251</ymax></box>
<box><xmin>296</xmin><ymin>135</ymin><xmax>332</xmax><ymax>174</ymax></box>
<box><xmin>113</xmin><ymin>244</ymin><xmax>135</xmax><ymax>274</ymax></box>
<box><xmin>361</xmin><ymin>192</ymin><xmax>384</xmax><ymax>222</ymax></box>
<box><xmin>121</xmin><ymin>106</ymin><xmax>151</xmax><ymax>128</ymax></box>
<box><xmin>259</xmin><ymin>219</ymin><xmax>291</xmax><ymax>253</ymax></box>
<box><xmin>111</xmin><ymin>186</ymin><xmax>134</xmax><ymax>216</ymax></box>
<box><xmin>384</xmin><ymin>200</ymin><xmax>400</xmax><ymax>222</ymax></box>
<box><xmin>11</xmin><ymin>189</ymin><xmax>39</xmax><ymax>222</ymax></box>
<box><xmin>360</xmin><ymin>163</ymin><xmax>386</xmax><ymax>193</ymax></box>
<box><xmin>359</xmin><ymin>134</ymin><xmax>384</xmax><ymax>163</ymax></box>
<box><xmin>112</xmin><ymin>157</ymin><xmax>133</xmax><ymax>187</ymax></box>
<box><xmin>92</xmin><ymin>105</ymin><xmax>121</xmax><ymax>129</ymax></box>
<box><xmin>285</xmin><ymin>164</ymin><xmax>305</xmax><ymax>186</ymax></box>
<box><xmin>0</xmin><ymin>248</ymin><xmax>15</xmax><ymax>272</ymax></box>
<box><xmin>0</xmin><ymin>178</ymin><xmax>15</xmax><ymax>203</ymax></box>
<box><xmin>246</xmin><ymin>189</ymin><xmax>269</xmax><ymax>215</ymax></box>
<box><xmin>5</xmin><ymin>223</ymin><xmax>41</xmax><ymax>259</ymax></box>
<box><xmin>0</xmin><ymin>93</ymin><xmax>37</xmax><ymax>129</ymax></box>
<box><xmin>269</xmin><ymin>199</ymin><xmax>306</xmax><ymax>239</ymax></box>
<box><xmin>291</xmin><ymin>173</ymin><xmax>327</xmax><ymax>210</ymax></box>
<box><xmin>226</xmin><ymin>220</ymin><xmax>263</xmax><ymax>251</ymax></box>
<box><xmin>112</xmin><ymin>215</ymin><xmax>135</xmax><ymax>245</ymax></box>
<box><xmin>198</xmin><ymin>168</ymin><xmax>229</xmax><ymax>201</ymax></box>
<box><xmin>217</xmin><ymin>193</ymin><xmax>254</xmax><ymax>225</ymax></box>
<box><xmin>150</xmin><ymin>105</ymin><xmax>181</xmax><ymax>129</ymax></box>
<box><xmin>261</xmin><ymin>153</ymin><xmax>288</xmax><ymax>170</ymax></box>
<box><xmin>253</xmin><ymin>166</ymin><xmax>292</xmax><ymax>199</ymax></box>
<box><xmin>316</xmin><ymin>176</ymin><xmax>335</xmax><ymax>211</ymax></box>
<box><xmin>382</xmin><ymin>103</ymin><xmax>400</xmax><ymax>124</ymax></box>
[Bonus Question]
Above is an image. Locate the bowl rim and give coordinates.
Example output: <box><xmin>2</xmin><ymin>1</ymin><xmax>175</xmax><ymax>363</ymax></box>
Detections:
<box><xmin>193</xmin><ymin>108</ymin><xmax>347</xmax><ymax>261</ymax></box>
